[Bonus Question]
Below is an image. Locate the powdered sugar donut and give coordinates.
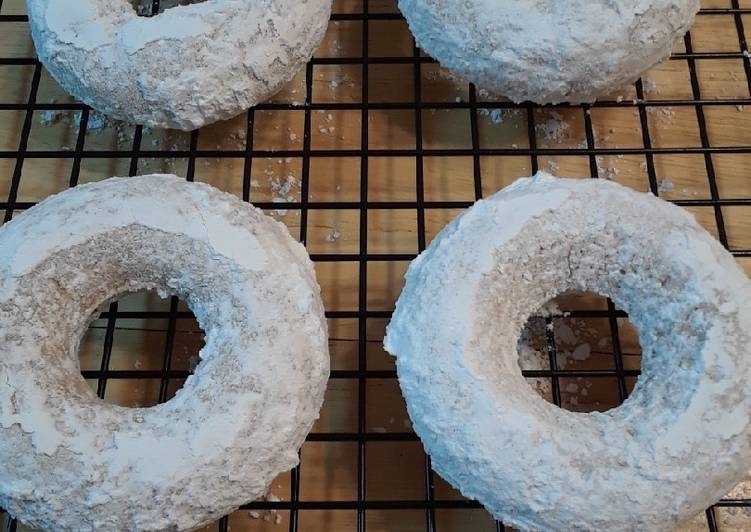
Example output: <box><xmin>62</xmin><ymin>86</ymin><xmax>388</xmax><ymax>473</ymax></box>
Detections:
<box><xmin>0</xmin><ymin>175</ymin><xmax>329</xmax><ymax>531</ymax></box>
<box><xmin>26</xmin><ymin>0</ymin><xmax>332</xmax><ymax>129</ymax></box>
<box><xmin>400</xmin><ymin>0</ymin><xmax>700</xmax><ymax>104</ymax></box>
<box><xmin>385</xmin><ymin>173</ymin><xmax>751</xmax><ymax>531</ymax></box>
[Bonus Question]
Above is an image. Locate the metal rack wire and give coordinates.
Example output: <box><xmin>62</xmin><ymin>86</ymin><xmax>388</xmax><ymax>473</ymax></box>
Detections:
<box><xmin>1</xmin><ymin>0</ymin><xmax>751</xmax><ymax>530</ymax></box>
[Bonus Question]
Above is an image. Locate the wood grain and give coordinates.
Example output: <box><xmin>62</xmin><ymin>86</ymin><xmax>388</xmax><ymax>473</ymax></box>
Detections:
<box><xmin>1</xmin><ymin>0</ymin><xmax>750</xmax><ymax>531</ymax></box>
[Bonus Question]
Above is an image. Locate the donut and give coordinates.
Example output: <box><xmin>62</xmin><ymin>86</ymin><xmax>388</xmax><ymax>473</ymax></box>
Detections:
<box><xmin>0</xmin><ymin>175</ymin><xmax>329</xmax><ymax>531</ymax></box>
<box><xmin>399</xmin><ymin>0</ymin><xmax>700</xmax><ymax>104</ymax></box>
<box><xmin>384</xmin><ymin>173</ymin><xmax>751</xmax><ymax>531</ymax></box>
<box><xmin>26</xmin><ymin>0</ymin><xmax>332</xmax><ymax>130</ymax></box>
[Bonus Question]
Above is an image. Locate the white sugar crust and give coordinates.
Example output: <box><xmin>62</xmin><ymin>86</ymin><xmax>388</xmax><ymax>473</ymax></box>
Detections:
<box><xmin>26</xmin><ymin>0</ymin><xmax>332</xmax><ymax>129</ymax></box>
<box><xmin>0</xmin><ymin>175</ymin><xmax>329</xmax><ymax>531</ymax></box>
<box><xmin>399</xmin><ymin>0</ymin><xmax>700</xmax><ymax>104</ymax></box>
<box><xmin>385</xmin><ymin>173</ymin><xmax>751</xmax><ymax>531</ymax></box>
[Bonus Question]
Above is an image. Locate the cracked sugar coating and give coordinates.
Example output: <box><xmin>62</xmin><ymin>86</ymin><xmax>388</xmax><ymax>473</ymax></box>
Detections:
<box><xmin>384</xmin><ymin>173</ymin><xmax>751</xmax><ymax>531</ymax></box>
<box><xmin>399</xmin><ymin>0</ymin><xmax>700</xmax><ymax>104</ymax></box>
<box><xmin>26</xmin><ymin>0</ymin><xmax>332</xmax><ymax>130</ymax></box>
<box><xmin>0</xmin><ymin>175</ymin><xmax>329</xmax><ymax>531</ymax></box>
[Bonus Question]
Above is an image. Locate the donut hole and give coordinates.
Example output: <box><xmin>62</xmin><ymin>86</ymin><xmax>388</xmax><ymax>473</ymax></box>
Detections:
<box><xmin>130</xmin><ymin>0</ymin><xmax>207</xmax><ymax>17</ymax></box>
<box><xmin>516</xmin><ymin>291</ymin><xmax>642</xmax><ymax>413</ymax></box>
<box><xmin>78</xmin><ymin>289</ymin><xmax>206</xmax><ymax>408</ymax></box>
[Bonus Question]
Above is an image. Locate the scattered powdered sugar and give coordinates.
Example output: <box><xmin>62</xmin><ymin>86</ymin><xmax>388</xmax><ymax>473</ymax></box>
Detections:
<box><xmin>536</xmin><ymin>111</ymin><xmax>570</xmax><ymax>143</ymax></box>
<box><xmin>538</xmin><ymin>300</ymin><xmax>569</xmax><ymax>318</ymax></box>
<box><xmin>86</xmin><ymin>112</ymin><xmax>107</xmax><ymax>130</ymax></box>
<box><xmin>39</xmin><ymin>109</ymin><xmax>65</xmax><ymax>127</ymax></box>
<box><xmin>324</xmin><ymin>229</ymin><xmax>342</xmax><ymax>243</ymax></box>
<box><xmin>648</xmin><ymin>106</ymin><xmax>675</xmax><ymax>125</ymax></box>
<box><xmin>516</xmin><ymin>304</ymin><xmax>599</xmax><ymax>407</ymax></box>
<box><xmin>36</xmin><ymin>108</ymin><xmax>190</xmax><ymax>157</ymax></box>
<box><xmin>643</xmin><ymin>78</ymin><xmax>658</xmax><ymax>96</ymax></box>
<box><xmin>479</xmin><ymin>108</ymin><xmax>504</xmax><ymax>124</ymax></box>
<box><xmin>247</xmin><ymin>491</ymin><xmax>285</xmax><ymax>526</ymax></box>
<box><xmin>595</xmin><ymin>155</ymin><xmax>621</xmax><ymax>181</ymax></box>
<box><xmin>571</xmin><ymin>343</ymin><xmax>592</xmax><ymax>361</ymax></box>
<box><xmin>270</xmin><ymin>175</ymin><xmax>297</xmax><ymax>200</ymax></box>
<box><xmin>316</xmin><ymin>110</ymin><xmax>337</xmax><ymax>135</ymax></box>
<box><xmin>546</xmin><ymin>159</ymin><xmax>560</xmax><ymax>175</ymax></box>
<box><xmin>658</xmin><ymin>179</ymin><xmax>675</xmax><ymax>194</ymax></box>
<box><xmin>268</xmin><ymin>174</ymin><xmax>299</xmax><ymax>218</ymax></box>
<box><xmin>554</xmin><ymin>322</ymin><xmax>578</xmax><ymax>345</ymax></box>
<box><xmin>327</xmin><ymin>75</ymin><xmax>356</xmax><ymax>92</ymax></box>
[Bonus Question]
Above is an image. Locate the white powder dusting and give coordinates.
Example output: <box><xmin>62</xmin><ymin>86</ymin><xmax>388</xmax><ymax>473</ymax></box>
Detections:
<box><xmin>658</xmin><ymin>179</ymin><xmax>675</xmax><ymax>193</ymax></box>
<box><xmin>399</xmin><ymin>1</ymin><xmax>699</xmax><ymax>104</ymax></box>
<box><xmin>385</xmin><ymin>172</ymin><xmax>751</xmax><ymax>531</ymax></box>
<box><xmin>536</xmin><ymin>111</ymin><xmax>570</xmax><ymax>143</ymax></box>
<box><xmin>30</xmin><ymin>0</ymin><xmax>333</xmax><ymax>129</ymax></box>
<box><xmin>324</xmin><ymin>229</ymin><xmax>342</xmax><ymax>243</ymax></box>
<box><xmin>479</xmin><ymin>108</ymin><xmax>504</xmax><ymax>124</ymax></box>
<box><xmin>571</xmin><ymin>343</ymin><xmax>592</xmax><ymax>361</ymax></box>
<box><xmin>0</xmin><ymin>175</ymin><xmax>329</xmax><ymax>531</ymax></box>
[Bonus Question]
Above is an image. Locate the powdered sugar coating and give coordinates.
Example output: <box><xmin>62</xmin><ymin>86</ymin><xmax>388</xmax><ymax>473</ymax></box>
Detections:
<box><xmin>399</xmin><ymin>0</ymin><xmax>700</xmax><ymax>104</ymax></box>
<box><xmin>26</xmin><ymin>0</ymin><xmax>332</xmax><ymax>130</ymax></box>
<box><xmin>385</xmin><ymin>173</ymin><xmax>751</xmax><ymax>531</ymax></box>
<box><xmin>0</xmin><ymin>175</ymin><xmax>329</xmax><ymax>531</ymax></box>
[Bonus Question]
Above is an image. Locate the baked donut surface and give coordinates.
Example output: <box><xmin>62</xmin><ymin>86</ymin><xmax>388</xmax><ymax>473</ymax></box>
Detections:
<box><xmin>385</xmin><ymin>173</ymin><xmax>751</xmax><ymax>531</ymax></box>
<box><xmin>0</xmin><ymin>175</ymin><xmax>329</xmax><ymax>531</ymax></box>
<box><xmin>25</xmin><ymin>0</ymin><xmax>332</xmax><ymax>130</ymax></box>
<box><xmin>399</xmin><ymin>0</ymin><xmax>700</xmax><ymax>104</ymax></box>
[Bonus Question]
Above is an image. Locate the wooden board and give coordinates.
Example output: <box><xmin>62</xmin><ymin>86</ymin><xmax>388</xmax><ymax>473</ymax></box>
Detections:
<box><xmin>1</xmin><ymin>0</ymin><xmax>751</xmax><ymax>531</ymax></box>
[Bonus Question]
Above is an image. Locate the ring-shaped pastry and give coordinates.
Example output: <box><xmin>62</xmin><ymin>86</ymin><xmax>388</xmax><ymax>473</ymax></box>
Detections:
<box><xmin>0</xmin><ymin>175</ymin><xmax>329</xmax><ymax>531</ymax></box>
<box><xmin>26</xmin><ymin>0</ymin><xmax>332</xmax><ymax>129</ymax></box>
<box><xmin>398</xmin><ymin>0</ymin><xmax>700</xmax><ymax>104</ymax></box>
<box><xmin>385</xmin><ymin>173</ymin><xmax>751</xmax><ymax>531</ymax></box>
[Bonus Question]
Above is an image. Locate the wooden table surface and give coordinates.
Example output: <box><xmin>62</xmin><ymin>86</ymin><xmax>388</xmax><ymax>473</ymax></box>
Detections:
<box><xmin>1</xmin><ymin>0</ymin><xmax>751</xmax><ymax>531</ymax></box>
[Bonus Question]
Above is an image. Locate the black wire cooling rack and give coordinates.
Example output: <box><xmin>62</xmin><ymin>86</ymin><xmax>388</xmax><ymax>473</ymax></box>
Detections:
<box><xmin>2</xmin><ymin>0</ymin><xmax>751</xmax><ymax>531</ymax></box>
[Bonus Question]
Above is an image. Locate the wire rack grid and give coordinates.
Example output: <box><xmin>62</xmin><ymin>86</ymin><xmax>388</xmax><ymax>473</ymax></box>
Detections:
<box><xmin>1</xmin><ymin>0</ymin><xmax>751</xmax><ymax>531</ymax></box>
